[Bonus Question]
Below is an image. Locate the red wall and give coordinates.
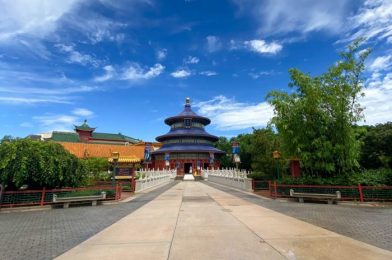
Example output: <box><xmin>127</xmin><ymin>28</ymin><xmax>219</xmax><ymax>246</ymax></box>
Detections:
<box><xmin>152</xmin><ymin>159</ymin><xmax>220</xmax><ymax>176</ymax></box>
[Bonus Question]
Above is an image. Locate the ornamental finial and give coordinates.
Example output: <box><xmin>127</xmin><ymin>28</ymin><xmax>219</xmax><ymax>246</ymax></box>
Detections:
<box><xmin>185</xmin><ymin>97</ymin><xmax>191</xmax><ymax>106</ymax></box>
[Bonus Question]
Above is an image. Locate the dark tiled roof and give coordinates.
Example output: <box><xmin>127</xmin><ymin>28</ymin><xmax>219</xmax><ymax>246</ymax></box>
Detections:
<box><xmin>92</xmin><ymin>132</ymin><xmax>141</xmax><ymax>143</ymax></box>
<box><xmin>50</xmin><ymin>132</ymin><xmax>80</xmax><ymax>142</ymax></box>
<box><xmin>156</xmin><ymin>128</ymin><xmax>219</xmax><ymax>142</ymax></box>
<box><xmin>164</xmin><ymin>101</ymin><xmax>210</xmax><ymax>125</ymax></box>
<box><xmin>152</xmin><ymin>144</ymin><xmax>225</xmax><ymax>154</ymax></box>
<box><xmin>74</xmin><ymin>120</ymin><xmax>95</xmax><ymax>131</ymax></box>
<box><xmin>48</xmin><ymin>131</ymin><xmax>140</xmax><ymax>144</ymax></box>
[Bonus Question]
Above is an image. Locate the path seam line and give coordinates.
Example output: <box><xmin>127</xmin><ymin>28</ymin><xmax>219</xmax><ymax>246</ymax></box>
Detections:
<box><xmin>166</xmin><ymin>185</ymin><xmax>184</xmax><ymax>260</ymax></box>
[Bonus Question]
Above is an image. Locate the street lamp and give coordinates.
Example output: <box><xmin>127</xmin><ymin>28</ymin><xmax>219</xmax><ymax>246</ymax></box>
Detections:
<box><xmin>111</xmin><ymin>152</ymin><xmax>120</xmax><ymax>186</ymax></box>
<box><xmin>272</xmin><ymin>150</ymin><xmax>281</xmax><ymax>180</ymax></box>
<box><xmin>232</xmin><ymin>141</ymin><xmax>241</xmax><ymax>170</ymax></box>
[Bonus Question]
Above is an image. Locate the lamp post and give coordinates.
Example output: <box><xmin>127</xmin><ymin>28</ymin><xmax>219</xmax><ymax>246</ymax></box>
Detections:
<box><xmin>111</xmin><ymin>152</ymin><xmax>119</xmax><ymax>186</ymax></box>
<box><xmin>144</xmin><ymin>142</ymin><xmax>152</xmax><ymax>169</ymax></box>
<box><xmin>232</xmin><ymin>141</ymin><xmax>240</xmax><ymax>170</ymax></box>
<box><xmin>272</xmin><ymin>150</ymin><xmax>281</xmax><ymax>180</ymax></box>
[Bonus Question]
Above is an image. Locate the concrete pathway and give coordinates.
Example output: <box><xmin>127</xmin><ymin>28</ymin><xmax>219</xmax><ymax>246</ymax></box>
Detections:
<box><xmin>57</xmin><ymin>182</ymin><xmax>392</xmax><ymax>260</ymax></box>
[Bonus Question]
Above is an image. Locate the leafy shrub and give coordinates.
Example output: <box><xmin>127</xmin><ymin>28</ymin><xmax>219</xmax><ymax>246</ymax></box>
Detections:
<box><xmin>348</xmin><ymin>168</ymin><xmax>392</xmax><ymax>186</ymax></box>
<box><xmin>247</xmin><ymin>172</ymin><xmax>273</xmax><ymax>180</ymax></box>
<box><xmin>0</xmin><ymin>139</ymin><xmax>87</xmax><ymax>189</ymax></box>
<box><xmin>278</xmin><ymin>168</ymin><xmax>392</xmax><ymax>186</ymax></box>
<box><xmin>81</xmin><ymin>157</ymin><xmax>110</xmax><ymax>183</ymax></box>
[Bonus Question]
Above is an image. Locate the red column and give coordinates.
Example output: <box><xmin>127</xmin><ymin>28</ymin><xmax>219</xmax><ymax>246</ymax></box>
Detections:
<box><xmin>131</xmin><ymin>171</ymin><xmax>135</xmax><ymax>192</ymax></box>
<box><xmin>268</xmin><ymin>181</ymin><xmax>272</xmax><ymax>197</ymax></box>
<box><xmin>40</xmin><ymin>187</ymin><xmax>46</xmax><ymax>206</ymax></box>
<box><xmin>358</xmin><ymin>183</ymin><xmax>364</xmax><ymax>202</ymax></box>
<box><xmin>273</xmin><ymin>181</ymin><xmax>277</xmax><ymax>199</ymax></box>
<box><xmin>290</xmin><ymin>159</ymin><xmax>301</xmax><ymax>177</ymax></box>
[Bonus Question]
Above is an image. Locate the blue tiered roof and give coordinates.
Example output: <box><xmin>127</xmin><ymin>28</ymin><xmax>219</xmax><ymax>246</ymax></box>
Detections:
<box><xmin>153</xmin><ymin>97</ymin><xmax>224</xmax><ymax>154</ymax></box>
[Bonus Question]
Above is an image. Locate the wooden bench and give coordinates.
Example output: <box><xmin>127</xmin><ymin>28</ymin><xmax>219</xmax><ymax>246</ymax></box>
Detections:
<box><xmin>289</xmin><ymin>189</ymin><xmax>341</xmax><ymax>204</ymax></box>
<box><xmin>52</xmin><ymin>191</ymin><xmax>106</xmax><ymax>208</ymax></box>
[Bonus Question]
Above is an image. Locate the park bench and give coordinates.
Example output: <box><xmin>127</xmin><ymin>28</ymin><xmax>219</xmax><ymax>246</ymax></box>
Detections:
<box><xmin>289</xmin><ymin>189</ymin><xmax>341</xmax><ymax>204</ymax></box>
<box><xmin>52</xmin><ymin>191</ymin><xmax>106</xmax><ymax>208</ymax></box>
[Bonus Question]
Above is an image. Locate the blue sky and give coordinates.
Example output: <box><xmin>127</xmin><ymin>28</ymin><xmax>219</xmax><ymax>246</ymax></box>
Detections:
<box><xmin>0</xmin><ymin>0</ymin><xmax>391</xmax><ymax>141</ymax></box>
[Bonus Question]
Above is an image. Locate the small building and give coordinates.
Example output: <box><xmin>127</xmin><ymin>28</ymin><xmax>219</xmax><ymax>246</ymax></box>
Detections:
<box><xmin>31</xmin><ymin>121</ymin><xmax>161</xmax><ymax>182</ymax></box>
<box><xmin>152</xmin><ymin>97</ymin><xmax>225</xmax><ymax>177</ymax></box>
<box><xmin>45</xmin><ymin>120</ymin><xmax>141</xmax><ymax>145</ymax></box>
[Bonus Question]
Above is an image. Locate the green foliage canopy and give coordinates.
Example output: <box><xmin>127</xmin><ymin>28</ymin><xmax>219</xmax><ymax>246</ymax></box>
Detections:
<box><xmin>81</xmin><ymin>157</ymin><xmax>110</xmax><ymax>182</ymax></box>
<box><xmin>215</xmin><ymin>128</ymin><xmax>280</xmax><ymax>177</ymax></box>
<box><xmin>0</xmin><ymin>139</ymin><xmax>87</xmax><ymax>189</ymax></box>
<box><xmin>359</xmin><ymin>122</ymin><xmax>392</xmax><ymax>169</ymax></box>
<box><xmin>267</xmin><ymin>39</ymin><xmax>371</xmax><ymax>176</ymax></box>
<box><xmin>214</xmin><ymin>137</ymin><xmax>234</xmax><ymax>168</ymax></box>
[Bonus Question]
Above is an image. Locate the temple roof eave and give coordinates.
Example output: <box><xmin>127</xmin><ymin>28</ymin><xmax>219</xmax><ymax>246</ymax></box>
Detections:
<box><xmin>151</xmin><ymin>144</ymin><xmax>225</xmax><ymax>154</ymax></box>
<box><xmin>155</xmin><ymin>133</ymin><xmax>219</xmax><ymax>142</ymax></box>
<box><xmin>164</xmin><ymin>115</ymin><xmax>211</xmax><ymax>126</ymax></box>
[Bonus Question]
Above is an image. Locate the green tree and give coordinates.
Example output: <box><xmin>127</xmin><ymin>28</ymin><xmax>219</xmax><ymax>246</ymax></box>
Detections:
<box><xmin>249</xmin><ymin>128</ymin><xmax>281</xmax><ymax>177</ymax></box>
<box><xmin>82</xmin><ymin>157</ymin><xmax>110</xmax><ymax>182</ymax></box>
<box><xmin>235</xmin><ymin>134</ymin><xmax>253</xmax><ymax>170</ymax></box>
<box><xmin>214</xmin><ymin>137</ymin><xmax>234</xmax><ymax>168</ymax></box>
<box><xmin>359</xmin><ymin>122</ymin><xmax>392</xmax><ymax>169</ymax></box>
<box><xmin>0</xmin><ymin>139</ymin><xmax>87</xmax><ymax>189</ymax></box>
<box><xmin>267</xmin><ymin>39</ymin><xmax>371</xmax><ymax>177</ymax></box>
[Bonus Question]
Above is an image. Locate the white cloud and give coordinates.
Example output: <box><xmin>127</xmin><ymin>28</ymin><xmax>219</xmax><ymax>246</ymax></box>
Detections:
<box><xmin>0</xmin><ymin>83</ymin><xmax>96</xmax><ymax>105</ymax></box>
<box><xmin>171</xmin><ymin>69</ymin><xmax>191</xmax><ymax>78</ymax></box>
<box><xmin>156</xmin><ymin>49</ymin><xmax>167</xmax><ymax>60</ymax></box>
<box><xmin>0</xmin><ymin>96</ymin><xmax>70</xmax><ymax>104</ymax></box>
<box><xmin>206</xmin><ymin>36</ymin><xmax>222</xmax><ymax>52</ymax></box>
<box><xmin>232</xmin><ymin>0</ymin><xmax>351</xmax><ymax>36</ymax></box>
<box><xmin>344</xmin><ymin>0</ymin><xmax>392</xmax><ymax>43</ymax></box>
<box><xmin>55</xmin><ymin>44</ymin><xmax>100</xmax><ymax>67</ymax></box>
<box><xmin>94</xmin><ymin>63</ymin><xmax>165</xmax><ymax>82</ymax></box>
<box><xmin>194</xmin><ymin>95</ymin><xmax>273</xmax><ymax>130</ymax></box>
<box><xmin>248</xmin><ymin>70</ymin><xmax>275</xmax><ymax>79</ymax></box>
<box><xmin>230</xmin><ymin>39</ymin><xmax>282</xmax><ymax>55</ymax></box>
<box><xmin>184</xmin><ymin>56</ymin><xmax>199</xmax><ymax>64</ymax></box>
<box><xmin>200</xmin><ymin>71</ymin><xmax>218</xmax><ymax>76</ymax></box>
<box><xmin>72</xmin><ymin>108</ymin><xmax>93</xmax><ymax>117</ymax></box>
<box><xmin>34</xmin><ymin>114</ymin><xmax>79</xmax><ymax>132</ymax></box>
<box><xmin>0</xmin><ymin>85</ymin><xmax>95</xmax><ymax>95</ymax></box>
<box><xmin>0</xmin><ymin>64</ymin><xmax>74</xmax><ymax>85</ymax></box>
<box><xmin>121</xmin><ymin>63</ymin><xmax>165</xmax><ymax>81</ymax></box>
<box><xmin>360</xmin><ymin>72</ymin><xmax>392</xmax><ymax>125</ymax></box>
<box><xmin>0</xmin><ymin>0</ymin><xmax>81</xmax><ymax>41</ymax></box>
<box><xmin>244</xmin><ymin>40</ymin><xmax>282</xmax><ymax>54</ymax></box>
<box><xmin>94</xmin><ymin>65</ymin><xmax>115</xmax><ymax>82</ymax></box>
<box><xmin>369</xmin><ymin>55</ymin><xmax>392</xmax><ymax>72</ymax></box>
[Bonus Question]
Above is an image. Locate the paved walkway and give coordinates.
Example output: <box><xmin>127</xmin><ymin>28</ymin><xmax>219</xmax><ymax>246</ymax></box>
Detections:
<box><xmin>0</xmin><ymin>182</ymin><xmax>178</xmax><ymax>260</ymax></box>
<box><xmin>206</xmin><ymin>182</ymin><xmax>392</xmax><ymax>251</ymax></box>
<box><xmin>57</xmin><ymin>182</ymin><xmax>392</xmax><ymax>260</ymax></box>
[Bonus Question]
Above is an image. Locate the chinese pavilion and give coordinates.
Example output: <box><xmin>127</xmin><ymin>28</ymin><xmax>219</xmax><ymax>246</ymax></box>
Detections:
<box><xmin>42</xmin><ymin>120</ymin><xmax>142</xmax><ymax>145</ymax></box>
<box><xmin>152</xmin><ymin>97</ymin><xmax>225</xmax><ymax>178</ymax></box>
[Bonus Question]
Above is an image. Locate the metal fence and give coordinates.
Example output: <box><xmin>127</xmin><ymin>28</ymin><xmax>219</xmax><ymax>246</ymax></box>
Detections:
<box><xmin>253</xmin><ymin>180</ymin><xmax>392</xmax><ymax>202</ymax></box>
<box><xmin>0</xmin><ymin>185</ymin><xmax>121</xmax><ymax>208</ymax></box>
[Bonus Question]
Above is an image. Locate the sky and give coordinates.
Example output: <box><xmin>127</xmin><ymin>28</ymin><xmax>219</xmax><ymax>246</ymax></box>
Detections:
<box><xmin>0</xmin><ymin>0</ymin><xmax>391</xmax><ymax>141</ymax></box>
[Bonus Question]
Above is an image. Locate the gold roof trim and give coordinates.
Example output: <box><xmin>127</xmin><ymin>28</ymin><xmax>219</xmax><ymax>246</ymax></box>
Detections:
<box><xmin>115</xmin><ymin>176</ymin><xmax>133</xmax><ymax>180</ymax></box>
<box><xmin>108</xmin><ymin>156</ymin><xmax>141</xmax><ymax>163</ymax></box>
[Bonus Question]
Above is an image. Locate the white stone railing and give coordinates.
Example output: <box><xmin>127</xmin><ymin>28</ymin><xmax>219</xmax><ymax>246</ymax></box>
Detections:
<box><xmin>203</xmin><ymin>168</ymin><xmax>253</xmax><ymax>192</ymax></box>
<box><xmin>134</xmin><ymin>169</ymin><xmax>175</xmax><ymax>192</ymax></box>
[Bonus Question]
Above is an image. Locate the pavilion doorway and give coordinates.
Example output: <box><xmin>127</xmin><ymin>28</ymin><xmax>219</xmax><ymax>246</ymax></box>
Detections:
<box><xmin>184</xmin><ymin>163</ymin><xmax>192</xmax><ymax>174</ymax></box>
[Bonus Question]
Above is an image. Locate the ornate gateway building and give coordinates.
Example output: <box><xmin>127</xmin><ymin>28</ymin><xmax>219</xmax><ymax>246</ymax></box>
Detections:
<box><xmin>152</xmin><ymin>97</ymin><xmax>225</xmax><ymax>178</ymax></box>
